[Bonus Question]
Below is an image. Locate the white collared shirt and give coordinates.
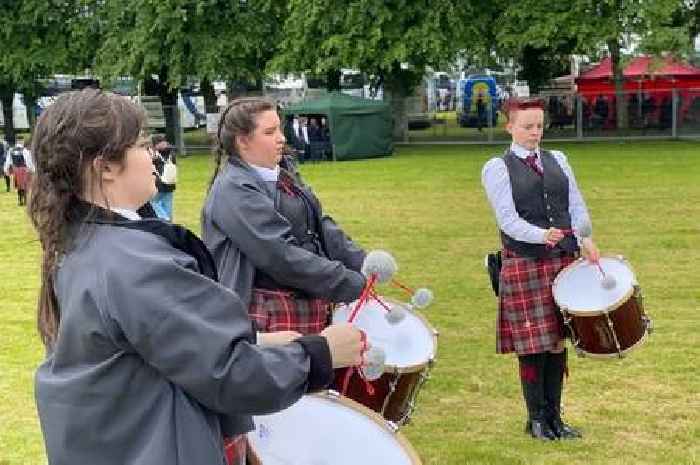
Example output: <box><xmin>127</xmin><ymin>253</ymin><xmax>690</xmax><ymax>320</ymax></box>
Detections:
<box><xmin>481</xmin><ymin>143</ymin><xmax>591</xmax><ymax>244</ymax></box>
<box><xmin>250</xmin><ymin>164</ymin><xmax>280</xmax><ymax>182</ymax></box>
<box><xmin>4</xmin><ymin>145</ymin><xmax>34</xmax><ymax>174</ymax></box>
<box><xmin>111</xmin><ymin>208</ymin><xmax>141</xmax><ymax>220</ymax></box>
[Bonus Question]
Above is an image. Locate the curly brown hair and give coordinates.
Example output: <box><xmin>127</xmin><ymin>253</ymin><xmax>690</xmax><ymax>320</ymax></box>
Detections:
<box><xmin>208</xmin><ymin>96</ymin><xmax>277</xmax><ymax>191</ymax></box>
<box><xmin>28</xmin><ymin>89</ymin><xmax>145</xmax><ymax>348</ymax></box>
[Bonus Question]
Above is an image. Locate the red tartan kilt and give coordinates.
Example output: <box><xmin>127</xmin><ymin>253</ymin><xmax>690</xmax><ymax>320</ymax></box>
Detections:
<box><xmin>248</xmin><ymin>288</ymin><xmax>331</xmax><ymax>335</ymax></box>
<box><xmin>497</xmin><ymin>249</ymin><xmax>576</xmax><ymax>355</ymax></box>
<box><xmin>12</xmin><ymin>167</ymin><xmax>30</xmax><ymax>190</ymax></box>
<box><xmin>223</xmin><ymin>435</ymin><xmax>246</xmax><ymax>465</ymax></box>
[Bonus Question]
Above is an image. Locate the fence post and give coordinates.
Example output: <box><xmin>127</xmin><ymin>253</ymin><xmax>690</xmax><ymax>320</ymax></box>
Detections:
<box><xmin>576</xmin><ymin>95</ymin><xmax>583</xmax><ymax>141</ymax></box>
<box><xmin>672</xmin><ymin>88</ymin><xmax>678</xmax><ymax>139</ymax></box>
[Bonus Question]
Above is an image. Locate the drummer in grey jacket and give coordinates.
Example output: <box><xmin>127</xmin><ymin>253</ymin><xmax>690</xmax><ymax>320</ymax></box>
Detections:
<box><xmin>202</xmin><ymin>97</ymin><xmax>367</xmax><ymax>338</ymax></box>
<box><xmin>28</xmin><ymin>89</ymin><xmax>366</xmax><ymax>465</ymax></box>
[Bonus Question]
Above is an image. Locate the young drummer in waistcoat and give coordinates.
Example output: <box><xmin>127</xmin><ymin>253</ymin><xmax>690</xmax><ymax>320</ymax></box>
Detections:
<box><xmin>201</xmin><ymin>97</ymin><xmax>367</xmax><ymax>340</ymax></box>
<box><xmin>481</xmin><ymin>98</ymin><xmax>600</xmax><ymax>440</ymax></box>
<box><xmin>28</xmin><ymin>89</ymin><xmax>367</xmax><ymax>465</ymax></box>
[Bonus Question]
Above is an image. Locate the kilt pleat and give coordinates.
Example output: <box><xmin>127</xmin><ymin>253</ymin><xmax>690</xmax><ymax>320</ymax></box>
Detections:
<box><xmin>249</xmin><ymin>288</ymin><xmax>331</xmax><ymax>335</ymax></box>
<box><xmin>12</xmin><ymin>167</ymin><xmax>30</xmax><ymax>190</ymax></box>
<box><xmin>497</xmin><ymin>249</ymin><xmax>576</xmax><ymax>355</ymax></box>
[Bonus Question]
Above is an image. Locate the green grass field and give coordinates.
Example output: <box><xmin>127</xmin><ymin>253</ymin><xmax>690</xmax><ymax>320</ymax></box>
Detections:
<box><xmin>1</xmin><ymin>141</ymin><xmax>698</xmax><ymax>465</ymax></box>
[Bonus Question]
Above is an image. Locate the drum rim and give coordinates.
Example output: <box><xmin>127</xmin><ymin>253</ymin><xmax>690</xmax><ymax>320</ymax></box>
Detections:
<box><xmin>333</xmin><ymin>297</ymin><xmax>439</xmax><ymax>373</ymax></box>
<box><xmin>573</xmin><ymin>329</ymin><xmax>649</xmax><ymax>359</ymax></box>
<box><xmin>273</xmin><ymin>391</ymin><xmax>423</xmax><ymax>465</ymax></box>
<box><xmin>552</xmin><ymin>254</ymin><xmax>637</xmax><ymax>316</ymax></box>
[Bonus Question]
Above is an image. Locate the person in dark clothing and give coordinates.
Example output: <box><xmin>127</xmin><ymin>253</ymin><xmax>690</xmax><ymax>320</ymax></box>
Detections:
<box><xmin>482</xmin><ymin>98</ymin><xmax>600</xmax><ymax>441</ymax></box>
<box><xmin>476</xmin><ymin>92</ymin><xmax>487</xmax><ymax>132</ymax></box>
<box><xmin>593</xmin><ymin>95</ymin><xmax>609</xmax><ymax>129</ymax></box>
<box><xmin>0</xmin><ymin>139</ymin><xmax>10</xmax><ymax>192</ymax></box>
<box><xmin>27</xmin><ymin>89</ymin><xmax>366</xmax><ymax>465</ymax></box>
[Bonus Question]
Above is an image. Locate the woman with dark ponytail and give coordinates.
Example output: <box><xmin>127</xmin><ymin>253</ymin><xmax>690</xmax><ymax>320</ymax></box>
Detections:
<box><xmin>29</xmin><ymin>89</ymin><xmax>366</xmax><ymax>465</ymax></box>
<box><xmin>202</xmin><ymin>97</ymin><xmax>368</xmax><ymax>343</ymax></box>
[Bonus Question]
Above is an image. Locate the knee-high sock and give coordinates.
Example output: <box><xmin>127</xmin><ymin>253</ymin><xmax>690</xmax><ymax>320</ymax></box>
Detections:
<box><xmin>518</xmin><ymin>353</ymin><xmax>547</xmax><ymax>421</ymax></box>
<box><xmin>544</xmin><ymin>350</ymin><xmax>566</xmax><ymax>420</ymax></box>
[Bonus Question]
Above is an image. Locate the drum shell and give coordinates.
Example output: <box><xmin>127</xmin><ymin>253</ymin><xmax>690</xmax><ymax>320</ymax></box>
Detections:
<box><xmin>331</xmin><ymin>297</ymin><xmax>438</xmax><ymax>425</ymax></box>
<box><xmin>333</xmin><ymin>365</ymin><xmax>429</xmax><ymax>425</ymax></box>
<box><xmin>565</xmin><ymin>291</ymin><xmax>647</xmax><ymax>356</ymax></box>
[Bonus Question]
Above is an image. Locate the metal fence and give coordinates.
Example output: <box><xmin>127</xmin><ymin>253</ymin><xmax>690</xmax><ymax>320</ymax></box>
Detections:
<box><xmin>403</xmin><ymin>88</ymin><xmax>700</xmax><ymax>144</ymax></box>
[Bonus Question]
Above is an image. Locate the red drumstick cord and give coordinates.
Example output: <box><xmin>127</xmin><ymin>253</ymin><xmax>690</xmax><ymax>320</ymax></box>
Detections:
<box><xmin>391</xmin><ymin>279</ymin><xmax>414</xmax><ymax>296</ymax></box>
<box><xmin>347</xmin><ymin>273</ymin><xmax>377</xmax><ymax>323</ymax></box>
<box><xmin>340</xmin><ymin>367</ymin><xmax>375</xmax><ymax>396</ymax></box>
<box><xmin>368</xmin><ymin>289</ymin><xmax>391</xmax><ymax>313</ymax></box>
<box><xmin>340</xmin><ymin>331</ymin><xmax>375</xmax><ymax>397</ymax></box>
<box><xmin>594</xmin><ymin>260</ymin><xmax>607</xmax><ymax>278</ymax></box>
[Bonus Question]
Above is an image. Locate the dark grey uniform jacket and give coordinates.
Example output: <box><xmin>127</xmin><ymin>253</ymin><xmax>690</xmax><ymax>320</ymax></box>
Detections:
<box><xmin>36</xmin><ymin>219</ymin><xmax>331</xmax><ymax>465</ymax></box>
<box><xmin>201</xmin><ymin>157</ymin><xmax>365</xmax><ymax>307</ymax></box>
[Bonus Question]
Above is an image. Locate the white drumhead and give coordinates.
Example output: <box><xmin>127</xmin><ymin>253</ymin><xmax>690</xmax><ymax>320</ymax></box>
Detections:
<box><xmin>333</xmin><ymin>297</ymin><xmax>436</xmax><ymax>369</ymax></box>
<box><xmin>249</xmin><ymin>393</ymin><xmax>421</xmax><ymax>465</ymax></box>
<box><xmin>553</xmin><ymin>256</ymin><xmax>636</xmax><ymax>314</ymax></box>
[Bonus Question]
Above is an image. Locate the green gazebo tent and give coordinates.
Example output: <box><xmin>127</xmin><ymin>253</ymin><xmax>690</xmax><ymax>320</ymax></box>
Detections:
<box><xmin>284</xmin><ymin>93</ymin><xmax>393</xmax><ymax>161</ymax></box>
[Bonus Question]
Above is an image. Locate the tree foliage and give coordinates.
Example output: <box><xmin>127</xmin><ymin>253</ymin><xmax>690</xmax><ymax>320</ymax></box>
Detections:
<box><xmin>92</xmin><ymin>0</ymin><xmax>286</xmax><ymax>141</ymax></box>
<box><xmin>0</xmin><ymin>0</ymin><xmax>89</xmax><ymax>140</ymax></box>
<box><xmin>495</xmin><ymin>0</ymin><xmax>688</xmax><ymax>127</ymax></box>
<box><xmin>273</xmin><ymin>0</ymin><xmax>479</xmax><ymax>138</ymax></box>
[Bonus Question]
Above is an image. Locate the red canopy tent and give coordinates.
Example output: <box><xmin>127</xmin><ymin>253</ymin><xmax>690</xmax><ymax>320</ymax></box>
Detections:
<box><xmin>575</xmin><ymin>56</ymin><xmax>700</xmax><ymax>128</ymax></box>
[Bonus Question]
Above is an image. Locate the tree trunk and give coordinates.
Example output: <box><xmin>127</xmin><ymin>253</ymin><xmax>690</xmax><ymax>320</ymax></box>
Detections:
<box><xmin>200</xmin><ymin>78</ymin><xmax>218</xmax><ymax>113</ymax></box>
<box><xmin>157</xmin><ymin>67</ymin><xmax>182</xmax><ymax>152</ymax></box>
<box><xmin>0</xmin><ymin>84</ymin><xmax>16</xmax><ymax>145</ymax></box>
<box><xmin>607</xmin><ymin>39</ymin><xmax>627</xmax><ymax>129</ymax></box>
<box><xmin>326</xmin><ymin>69</ymin><xmax>341</xmax><ymax>92</ymax></box>
<box><xmin>24</xmin><ymin>95</ymin><xmax>38</xmax><ymax>131</ymax></box>
<box><xmin>384</xmin><ymin>80</ymin><xmax>408</xmax><ymax>142</ymax></box>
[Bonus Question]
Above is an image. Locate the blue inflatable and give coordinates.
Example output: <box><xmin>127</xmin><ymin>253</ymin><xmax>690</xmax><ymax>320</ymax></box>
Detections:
<box><xmin>458</xmin><ymin>75</ymin><xmax>500</xmax><ymax>128</ymax></box>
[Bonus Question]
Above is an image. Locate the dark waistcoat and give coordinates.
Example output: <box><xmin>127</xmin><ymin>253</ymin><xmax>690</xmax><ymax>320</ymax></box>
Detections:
<box><xmin>500</xmin><ymin>150</ymin><xmax>579</xmax><ymax>258</ymax></box>
<box><xmin>254</xmin><ymin>172</ymin><xmax>327</xmax><ymax>290</ymax></box>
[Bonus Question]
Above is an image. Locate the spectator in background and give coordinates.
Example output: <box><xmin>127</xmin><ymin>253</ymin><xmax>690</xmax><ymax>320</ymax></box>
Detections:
<box><xmin>476</xmin><ymin>92</ymin><xmax>487</xmax><ymax>132</ymax></box>
<box><xmin>292</xmin><ymin>116</ymin><xmax>311</xmax><ymax>162</ymax></box>
<box><xmin>4</xmin><ymin>137</ymin><xmax>34</xmax><ymax>205</ymax></box>
<box><xmin>149</xmin><ymin>134</ymin><xmax>176</xmax><ymax>221</ymax></box>
<box><xmin>659</xmin><ymin>96</ymin><xmax>673</xmax><ymax>130</ymax></box>
<box><xmin>593</xmin><ymin>95</ymin><xmax>608</xmax><ymax>129</ymax></box>
<box><xmin>0</xmin><ymin>138</ymin><xmax>10</xmax><ymax>192</ymax></box>
<box><xmin>642</xmin><ymin>93</ymin><xmax>656</xmax><ymax>129</ymax></box>
<box><xmin>308</xmin><ymin>117</ymin><xmax>323</xmax><ymax>142</ymax></box>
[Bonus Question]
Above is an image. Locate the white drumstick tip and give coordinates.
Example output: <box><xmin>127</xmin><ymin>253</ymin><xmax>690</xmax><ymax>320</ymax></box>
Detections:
<box><xmin>361</xmin><ymin>346</ymin><xmax>386</xmax><ymax>381</ymax></box>
<box><xmin>361</xmin><ymin>250</ymin><xmax>397</xmax><ymax>283</ymax></box>
<box><xmin>411</xmin><ymin>288</ymin><xmax>434</xmax><ymax>309</ymax></box>
<box><xmin>384</xmin><ymin>304</ymin><xmax>407</xmax><ymax>324</ymax></box>
<box><xmin>601</xmin><ymin>274</ymin><xmax>617</xmax><ymax>290</ymax></box>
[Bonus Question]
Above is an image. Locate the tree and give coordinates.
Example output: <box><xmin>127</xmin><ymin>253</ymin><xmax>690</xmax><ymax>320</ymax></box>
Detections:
<box><xmin>496</xmin><ymin>0</ymin><xmax>686</xmax><ymax>129</ymax></box>
<box><xmin>0</xmin><ymin>0</ymin><xmax>88</xmax><ymax>142</ymax></box>
<box><xmin>94</xmin><ymin>0</ymin><xmax>286</xmax><ymax>143</ymax></box>
<box><xmin>273</xmin><ymin>0</ymin><xmax>479</xmax><ymax>140</ymax></box>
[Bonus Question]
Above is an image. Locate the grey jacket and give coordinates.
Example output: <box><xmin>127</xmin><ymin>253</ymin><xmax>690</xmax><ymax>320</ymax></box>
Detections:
<box><xmin>36</xmin><ymin>220</ymin><xmax>331</xmax><ymax>465</ymax></box>
<box><xmin>201</xmin><ymin>157</ymin><xmax>366</xmax><ymax>307</ymax></box>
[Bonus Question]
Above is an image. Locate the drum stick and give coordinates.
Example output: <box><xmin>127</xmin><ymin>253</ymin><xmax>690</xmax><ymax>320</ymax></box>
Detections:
<box><xmin>391</xmin><ymin>279</ymin><xmax>415</xmax><ymax>295</ymax></box>
<box><xmin>348</xmin><ymin>273</ymin><xmax>377</xmax><ymax>323</ymax></box>
<box><xmin>368</xmin><ymin>289</ymin><xmax>391</xmax><ymax>312</ymax></box>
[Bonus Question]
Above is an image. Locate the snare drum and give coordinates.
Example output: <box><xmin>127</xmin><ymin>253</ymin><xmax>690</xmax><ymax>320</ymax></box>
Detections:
<box><xmin>552</xmin><ymin>255</ymin><xmax>652</xmax><ymax>358</ymax></box>
<box><xmin>332</xmin><ymin>297</ymin><xmax>438</xmax><ymax>425</ymax></box>
<box><xmin>248</xmin><ymin>391</ymin><xmax>422</xmax><ymax>465</ymax></box>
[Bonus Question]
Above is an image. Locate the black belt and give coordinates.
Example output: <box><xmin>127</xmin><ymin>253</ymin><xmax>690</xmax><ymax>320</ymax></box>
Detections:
<box><xmin>253</xmin><ymin>271</ymin><xmax>309</xmax><ymax>298</ymax></box>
